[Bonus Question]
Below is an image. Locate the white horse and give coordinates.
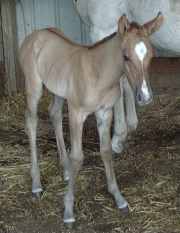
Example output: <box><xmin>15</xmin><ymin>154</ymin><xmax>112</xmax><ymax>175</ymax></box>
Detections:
<box><xmin>73</xmin><ymin>0</ymin><xmax>180</xmax><ymax>54</ymax></box>
<box><xmin>73</xmin><ymin>0</ymin><xmax>180</xmax><ymax>153</ymax></box>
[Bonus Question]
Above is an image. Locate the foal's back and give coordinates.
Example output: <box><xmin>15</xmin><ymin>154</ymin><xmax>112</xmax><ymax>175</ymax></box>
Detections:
<box><xmin>20</xmin><ymin>28</ymin><xmax>121</xmax><ymax>109</ymax></box>
<box><xmin>19</xmin><ymin>29</ymin><xmax>87</xmax><ymax>97</ymax></box>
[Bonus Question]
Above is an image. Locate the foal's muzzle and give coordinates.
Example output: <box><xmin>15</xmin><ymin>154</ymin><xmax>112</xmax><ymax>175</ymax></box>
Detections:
<box><xmin>136</xmin><ymin>80</ymin><xmax>153</xmax><ymax>106</ymax></box>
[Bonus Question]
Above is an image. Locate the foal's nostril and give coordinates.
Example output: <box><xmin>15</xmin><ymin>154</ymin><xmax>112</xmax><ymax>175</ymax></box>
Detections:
<box><xmin>138</xmin><ymin>93</ymin><xmax>142</xmax><ymax>102</ymax></box>
<box><xmin>136</xmin><ymin>90</ymin><xmax>153</xmax><ymax>106</ymax></box>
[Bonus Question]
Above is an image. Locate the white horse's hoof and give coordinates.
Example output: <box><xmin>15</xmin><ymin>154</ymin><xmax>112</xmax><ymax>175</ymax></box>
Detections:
<box><xmin>127</xmin><ymin>121</ymin><xmax>138</xmax><ymax>133</ymax></box>
<box><xmin>111</xmin><ymin>136</ymin><xmax>124</xmax><ymax>154</ymax></box>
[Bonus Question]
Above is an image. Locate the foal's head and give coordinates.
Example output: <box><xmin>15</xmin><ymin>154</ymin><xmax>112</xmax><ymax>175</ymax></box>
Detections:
<box><xmin>119</xmin><ymin>13</ymin><xmax>164</xmax><ymax>106</ymax></box>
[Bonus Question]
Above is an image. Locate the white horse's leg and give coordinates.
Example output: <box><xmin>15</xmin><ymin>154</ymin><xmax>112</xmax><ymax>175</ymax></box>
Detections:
<box><xmin>96</xmin><ymin>108</ymin><xmax>129</xmax><ymax>212</ymax></box>
<box><xmin>49</xmin><ymin>95</ymin><xmax>70</xmax><ymax>181</ymax></box>
<box><xmin>123</xmin><ymin>77</ymin><xmax>138</xmax><ymax>132</ymax></box>
<box><xmin>112</xmin><ymin>76</ymin><xmax>128</xmax><ymax>154</ymax></box>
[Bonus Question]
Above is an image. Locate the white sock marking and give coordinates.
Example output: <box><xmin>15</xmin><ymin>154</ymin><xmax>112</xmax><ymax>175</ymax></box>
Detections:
<box><xmin>32</xmin><ymin>187</ymin><xmax>43</xmax><ymax>193</ymax></box>
<box><xmin>64</xmin><ymin>217</ymin><xmax>75</xmax><ymax>223</ymax></box>
<box><xmin>118</xmin><ymin>201</ymin><xmax>128</xmax><ymax>209</ymax></box>
<box><xmin>135</xmin><ymin>41</ymin><xmax>147</xmax><ymax>61</ymax></box>
<box><xmin>141</xmin><ymin>79</ymin><xmax>150</xmax><ymax>100</ymax></box>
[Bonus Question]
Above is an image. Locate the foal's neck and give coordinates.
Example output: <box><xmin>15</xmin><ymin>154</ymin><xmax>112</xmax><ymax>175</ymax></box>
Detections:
<box><xmin>90</xmin><ymin>33</ymin><xmax>124</xmax><ymax>81</ymax></box>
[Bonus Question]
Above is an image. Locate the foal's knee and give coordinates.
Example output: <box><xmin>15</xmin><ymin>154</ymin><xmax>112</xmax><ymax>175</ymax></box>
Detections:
<box><xmin>70</xmin><ymin>150</ymin><xmax>83</xmax><ymax>163</ymax></box>
<box><xmin>25</xmin><ymin>109</ymin><xmax>38</xmax><ymax>133</ymax></box>
<box><xmin>101</xmin><ymin>147</ymin><xmax>112</xmax><ymax>161</ymax></box>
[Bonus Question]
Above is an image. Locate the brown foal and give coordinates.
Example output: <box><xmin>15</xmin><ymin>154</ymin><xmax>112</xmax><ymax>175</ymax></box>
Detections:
<box><xmin>19</xmin><ymin>13</ymin><xmax>163</xmax><ymax>224</ymax></box>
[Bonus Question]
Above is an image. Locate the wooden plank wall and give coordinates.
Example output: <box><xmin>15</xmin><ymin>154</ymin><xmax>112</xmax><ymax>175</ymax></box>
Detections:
<box><xmin>0</xmin><ymin>0</ymin><xmax>89</xmax><ymax>96</ymax></box>
<box><xmin>16</xmin><ymin>0</ymin><xmax>90</xmax><ymax>46</ymax></box>
<box><xmin>0</xmin><ymin>4</ymin><xmax>5</xmax><ymax>96</ymax></box>
<box><xmin>15</xmin><ymin>0</ymin><xmax>90</xmax><ymax>93</ymax></box>
<box><xmin>1</xmin><ymin>0</ymin><xmax>180</xmax><ymax>96</ymax></box>
<box><xmin>1</xmin><ymin>0</ymin><xmax>21</xmax><ymax>96</ymax></box>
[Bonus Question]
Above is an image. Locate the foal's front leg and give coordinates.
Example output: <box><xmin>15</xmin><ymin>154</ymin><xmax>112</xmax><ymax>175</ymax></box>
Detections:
<box><xmin>64</xmin><ymin>105</ymin><xmax>86</xmax><ymax>223</ymax></box>
<box><xmin>96</xmin><ymin>108</ymin><xmax>129</xmax><ymax>212</ymax></box>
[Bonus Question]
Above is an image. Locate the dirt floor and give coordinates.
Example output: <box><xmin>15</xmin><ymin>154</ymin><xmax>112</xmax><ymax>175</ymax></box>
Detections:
<box><xmin>1</xmin><ymin>65</ymin><xmax>180</xmax><ymax>232</ymax></box>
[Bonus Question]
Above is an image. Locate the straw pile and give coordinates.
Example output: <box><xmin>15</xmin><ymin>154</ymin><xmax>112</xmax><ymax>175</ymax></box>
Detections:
<box><xmin>0</xmin><ymin>86</ymin><xmax>180</xmax><ymax>233</ymax></box>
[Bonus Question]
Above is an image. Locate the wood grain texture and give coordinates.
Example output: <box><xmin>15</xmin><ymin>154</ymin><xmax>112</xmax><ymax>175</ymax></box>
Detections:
<box><xmin>1</xmin><ymin>0</ymin><xmax>20</xmax><ymax>95</ymax></box>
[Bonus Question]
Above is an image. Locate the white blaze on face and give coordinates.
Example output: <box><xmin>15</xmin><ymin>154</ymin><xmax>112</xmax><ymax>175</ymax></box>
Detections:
<box><xmin>134</xmin><ymin>41</ymin><xmax>150</xmax><ymax>101</ymax></box>
<box><xmin>141</xmin><ymin>79</ymin><xmax>150</xmax><ymax>100</ymax></box>
<box><xmin>135</xmin><ymin>41</ymin><xmax>147</xmax><ymax>62</ymax></box>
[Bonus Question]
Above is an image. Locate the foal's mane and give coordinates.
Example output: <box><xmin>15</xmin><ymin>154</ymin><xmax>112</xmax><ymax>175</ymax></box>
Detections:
<box><xmin>128</xmin><ymin>22</ymin><xmax>144</xmax><ymax>34</ymax></box>
<box><xmin>89</xmin><ymin>32</ymin><xmax>117</xmax><ymax>49</ymax></box>
<box><xmin>46</xmin><ymin>28</ymin><xmax>117</xmax><ymax>49</ymax></box>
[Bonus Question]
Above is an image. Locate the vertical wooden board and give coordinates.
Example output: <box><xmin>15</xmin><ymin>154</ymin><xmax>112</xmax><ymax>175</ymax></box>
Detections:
<box><xmin>54</xmin><ymin>0</ymin><xmax>61</xmax><ymax>27</ymax></box>
<box><xmin>80</xmin><ymin>21</ymin><xmax>91</xmax><ymax>44</ymax></box>
<box><xmin>59</xmin><ymin>0</ymin><xmax>82</xmax><ymax>43</ymax></box>
<box><xmin>1</xmin><ymin>0</ymin><xmax>19</xmax><ymax>95</ymax></box>
<box><xmin>16</xmin><ymin>1</ymin><xmax>25</xmax><ymax>47</ymax></box>
<box><xmin>16</xmin><ymin>0</ymin><xmax>36</xmax><ymax>46</ymax></box>
<box><xmin>0</xmin><ymin>4</ymin><xmax>5</xmax><ymax>96</ymax></box>
<box><xmin>0</xmin><ymin>9</ymin><xmax>4</xmax><ymax>63</ymax></box>
<box><xmin>16</xmin><ymin>0</ymin><xmax>90</xmax><ymax>46</ymax></box>
<box><xmin>34</xmin><ymin>0</ymin><xmax>56</xmax><ymax>29</ymax></box>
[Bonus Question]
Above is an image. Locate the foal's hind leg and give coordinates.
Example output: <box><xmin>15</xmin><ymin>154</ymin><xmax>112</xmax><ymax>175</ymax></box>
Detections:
<box><xmin>25</xmin><ymin>81</ymin><xmax>43</xmax><ymax>197</ymax></box>
<box><xmin>96</xmin><ymin>108</ymin><xmax>129</xmax><ymax>212</ymax></box>
<box><xmin>49</xmin><ymin>95</ymin><xmax>70</xmax><ymax>181</ymax></box>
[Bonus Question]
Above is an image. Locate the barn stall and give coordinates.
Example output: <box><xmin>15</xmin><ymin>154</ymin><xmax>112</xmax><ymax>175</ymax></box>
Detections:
<box><xmin>0</xmin><ymin>0</ymin><xmax>180</xmax><ymax>232</ymax></box>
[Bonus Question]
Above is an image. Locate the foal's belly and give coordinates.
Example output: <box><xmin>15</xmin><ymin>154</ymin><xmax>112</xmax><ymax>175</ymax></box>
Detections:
<box><xmin>79</xmin><ymin>85</ymin><xmax>120</xmax><ymax>113</ymax></box>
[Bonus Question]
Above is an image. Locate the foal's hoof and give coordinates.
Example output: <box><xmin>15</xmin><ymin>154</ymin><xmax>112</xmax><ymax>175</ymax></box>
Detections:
<box><xmin>32</xmin><ymin>188</ymin><xmax>43</xmax><ymax>200</ymax></box>
<box><xmin>119</xmin><ymin>204</ymin><xmax>129</xmax><ymax>216</ymax></box>
<box><xmin>63</xmin><ymin>217</ymin><xmax>75</xmax><ymax>228</ymax></box>
<box><xmin>64</xmin><ymin>221</ymin><xmax>75</xmax><ymax>230</ymax></box>
<box><xmin>127</xmin><ymin>121</ymin><xmax>138</xmax><ymax>133</ymax></box>
<box><xmin>64</xmin><ymin>172</ymin><xmax>70</xmax><ymax>182</ymax></box>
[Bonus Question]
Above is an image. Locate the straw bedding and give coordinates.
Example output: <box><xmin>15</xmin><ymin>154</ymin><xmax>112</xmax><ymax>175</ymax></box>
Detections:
<box><xmin>0</xmin><ymin>75</ymin><xmax>180</xmax><ymax>233</ymax></box>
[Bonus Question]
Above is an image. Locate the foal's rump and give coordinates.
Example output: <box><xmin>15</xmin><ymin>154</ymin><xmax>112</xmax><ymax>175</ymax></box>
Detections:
<box><xmin>19</xmin><ymin>29</ymin><xmax>81</xmax><ymax>97</ymax></box>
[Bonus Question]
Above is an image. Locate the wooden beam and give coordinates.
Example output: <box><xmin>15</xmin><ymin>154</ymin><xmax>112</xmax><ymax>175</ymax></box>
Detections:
<box><xmin>0</xmin><ymin>4</ymin><xmax>5</xmax><ymax>96</ymax></box>
<box><xmin>1</xmin><ymin>0</ymin><xmax>20</xmax><ymax>95</ymax></box>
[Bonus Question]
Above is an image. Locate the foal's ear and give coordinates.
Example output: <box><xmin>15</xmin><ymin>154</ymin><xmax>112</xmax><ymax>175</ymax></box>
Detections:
<box><xmin>142</xmin><ymin>12</ymin><xmax>164</xmax><ymax>36</ymax></box>
<box><xmin>118</xmin><ymin>14</ymin><xmax>130</xmax><ymax>36</ymax></box>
